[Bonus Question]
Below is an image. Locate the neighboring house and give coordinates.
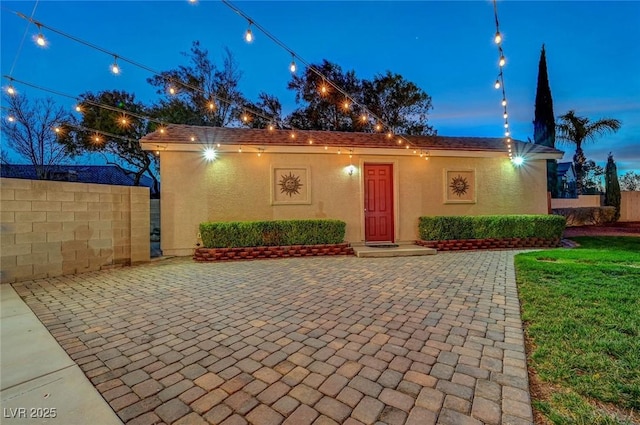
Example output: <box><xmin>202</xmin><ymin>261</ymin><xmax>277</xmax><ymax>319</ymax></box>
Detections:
<box><xmin>141</xmin><ymin>126</ymin><xmax>563</xmax><ymax>256</ymax></box>
<box><xmin>0</xmin><ymin>164</ymin><xmax>159</xmax><ymax>198</ymax></box>
<box><xmin>557</xmin><ymin>162</ymin><xmax>577</xmax><ymax>198</ymax></box>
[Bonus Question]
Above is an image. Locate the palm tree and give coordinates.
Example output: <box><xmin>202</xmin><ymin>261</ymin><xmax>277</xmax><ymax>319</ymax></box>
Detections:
<box><xmin>556</xmin><ymin>110</ymin><xmax>621</xmax><ymax>195</ymax></box>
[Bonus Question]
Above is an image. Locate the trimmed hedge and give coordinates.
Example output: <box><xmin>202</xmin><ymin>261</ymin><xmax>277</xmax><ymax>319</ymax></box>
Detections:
<box><xmin>418</xmin><ymin>214</ymin><xmax>566</xmax><ymax>241</ymax></box>
<box><xmin>199</xmin><ymin>219</ymin><xmax>346</xmax><ymax>248</ymax></box>
<box><xmin>552</xmin><ymin>207</ymin><xmax>616</xmax><ymax>227</ymax></box>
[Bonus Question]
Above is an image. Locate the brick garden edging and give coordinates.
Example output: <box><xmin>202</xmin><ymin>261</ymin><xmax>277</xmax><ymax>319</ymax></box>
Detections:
<box><xmin>194</xmin><ymin>243</ymin><xmax>354</xmax><ymax>261</ymax></box>
<box><xmin>416</xmin><ymin>237</ymin><xmax>561</xmax><ymax>251</ymax></box>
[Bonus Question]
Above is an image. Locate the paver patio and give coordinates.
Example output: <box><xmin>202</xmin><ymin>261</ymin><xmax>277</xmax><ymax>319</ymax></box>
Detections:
<box><xmin>12</xmin><ymin>251</ymin><xmax>533</xmax><ymax>425</ymax></box>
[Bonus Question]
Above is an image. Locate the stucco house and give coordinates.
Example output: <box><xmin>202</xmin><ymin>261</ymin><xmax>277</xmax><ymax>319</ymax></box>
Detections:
<box><xmin>140</xmin><ymin>126</ymin><xmax>563</xmax><ymax>256</ymax></box>
<box><xmin>557</xmin><ymin>162</ymin><xmax>578</xmax><ymax>198</ymax></box>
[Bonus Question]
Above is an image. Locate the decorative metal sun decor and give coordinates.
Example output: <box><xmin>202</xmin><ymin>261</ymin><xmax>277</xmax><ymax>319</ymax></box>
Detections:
<box><xmin>449</xmin><ymin>175</ymin><xmax>470</xmax><ymax>197</ymax></box>
<box><xmin>279</xmin><ymin>172</ymin><xmax>303</xmax><ymax>197</ymax></box>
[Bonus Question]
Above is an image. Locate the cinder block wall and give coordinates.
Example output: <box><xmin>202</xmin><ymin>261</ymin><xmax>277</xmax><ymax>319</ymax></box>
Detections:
<box><xmin>0</xmin><ymin>178</ymin><xmax>150</xmax><ymax>284</ymax></box>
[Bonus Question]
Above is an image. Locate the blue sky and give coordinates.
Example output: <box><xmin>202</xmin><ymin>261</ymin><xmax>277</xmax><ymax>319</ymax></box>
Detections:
<box><xmin>2</xmin><ymin>1</ymin><xmax>639</xmax><ymax>174</ymax></box>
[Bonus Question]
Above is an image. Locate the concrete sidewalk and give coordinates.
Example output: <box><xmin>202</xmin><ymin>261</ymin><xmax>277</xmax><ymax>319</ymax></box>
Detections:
<box><xmin>0</xmin><ymin>284</ymin><xmax>122</xmax><ymax>425</ymax></box>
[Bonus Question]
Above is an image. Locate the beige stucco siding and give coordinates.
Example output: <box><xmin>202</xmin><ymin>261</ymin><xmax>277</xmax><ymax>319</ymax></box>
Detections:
<box><xmin>160</xmin><ymin>151</ymin><xmax>548</xmax><ymax>256</ymax></box>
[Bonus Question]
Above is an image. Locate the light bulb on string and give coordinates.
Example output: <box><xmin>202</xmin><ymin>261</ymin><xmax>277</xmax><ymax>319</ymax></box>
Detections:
<box><xmin>360</xmin><ymin>113</ymin><xmax>368</xmax><ymax>123</ymax></box>
<box><xmin>257</xmin><ymin>148</ymin><xmax>263</xmax><ymax>157</ymax></box>
<box><xmin>7</xmin><ymin>115</ymin><xmax>16</xmax><ymax>123</ymax></box>
<box><xmin>290</xmin><ymin>132</ymin><xmax>296</xmax><ymax>139</ymax></box>
<box><xmin>238</xmin><ymin>146</ymin><xmax>242</xmax><ymax>153</ymax></box>
<box><xmin>168</xmin><ymin>86</ymin><xmax>177</xmax><ymax>96</ymax></box>
<box><xmin>6</xmin><ymin>85</ymin><xmax>16</xmax><ymax>96</ymax></box>
<box><xmin>289</xmin><ymin>55</ymin><xmax>296</xmax><ymax>73</ymax></box>
<box><xmin>499</xmin><ymin>55</ymin><xmax>506</xmax><ymax>67</ymax></box>
<box><xmin>494</xmin><ymin>80</ymin><xmax>501</xmax><ymax>89</ymax></box>
<box><xmin>208</xmin><ymin>100</ymin><xmax>216</xmax><ymax>111</ymax></box>
<box><xmin>308</xmin><ymin>139</ymin><xmax>313</xmax><ymax>145</ymax></box>
<box><xmin>386</xmin><ymin>131</ymin><xmax>393</xmax><ymax>139</ymax></box>
<box><xmin>35</xmin><ymin>28</ymin><xmax>46</xmax><ymax>47</ymax></box>
<box><xmin>502</xmin><ymin>99</ymin><xmax>507</xmax><ymax>107</ymax></box>
<box><xmin>375</xmin><ymin>123</ymin><xmax>382</xmax><ymax>132</ymax></box>
<box><xmin>111</xmin><ymin>56</ymin><xmax>120</xmax><ymax>75</ymax></box>
<box><xmin>503</xmin><ymin>112</ymin><xmax>508</xmax><ymax>119</ymax></box>
<box><xmin>268</xmin><ymin>122</ymin><xmax>274</xmax><ymax>131</ymax></box>
<box><xmin>54</xmin><ymin>126</ymin><xmax>61</xmax><ymax>134</ymax></box>
<box><xmin>75</xmin><ymin>104</ymin><xmax>83</xmax><ymax>113</ymax></box>
<box><xmin>245</xmin><ymin>22</ymin><xmax>253</xmax><ymax>43</ymax></box>
<box><xmin>319</xmin><ymin>81</ymin><xmax>328</xmax><ymax>96</ymax></box>
<box><xmin>494</xmin><ymin>31</ymin><xmax>502</xmax><ymax>44</ymax></box>
<box><xmin>342</xmin><ymin>100</ymin><xmax>350</xmax><ymax>111</ymax></box>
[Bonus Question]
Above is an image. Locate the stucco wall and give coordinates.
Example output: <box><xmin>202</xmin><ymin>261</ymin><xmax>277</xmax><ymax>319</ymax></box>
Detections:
<box><xmin>550</xmin><ymin>195</ymin><xmax>601</xmax><ymax>209</ymax></box>
<box><xmin>0</xmin><ymin>178</ymin><xmax>150</xmax><ymax>283</ymax></box>
<box><xmin>160</xmin><ymin>151</ymin><xmax>548</xmax><ymax>256</ymax></box>
<box><xmin>620</xmin><ymin>191</ymin><xmax>640</xmax><ymax>222</ymax></box>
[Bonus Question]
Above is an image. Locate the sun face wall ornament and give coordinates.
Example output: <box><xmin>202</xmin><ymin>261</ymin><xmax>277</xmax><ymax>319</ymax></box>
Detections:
<box><xmin>444</xmin><ymin>169</ymin><xmax>476</xmax><ymax>204</ymax></box>
<box><xmin>279</xmin><ymin>172</ymin><xmax>303</xmax><ymax>197</ymax></box>
<box><xmin>449</xmin><ymin>175</ymin><xmax>470</xmax><ymax>197</ymax></box>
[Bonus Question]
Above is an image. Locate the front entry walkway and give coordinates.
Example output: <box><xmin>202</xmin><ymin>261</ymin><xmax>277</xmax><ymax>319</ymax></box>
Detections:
<box><xmin>11</xmin><ymin>252</ymin><xmax>533</xmax><ymax>425</ymax></box>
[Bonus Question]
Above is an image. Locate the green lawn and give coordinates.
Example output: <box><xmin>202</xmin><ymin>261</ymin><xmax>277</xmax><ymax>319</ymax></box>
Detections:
<box><xmin>515</xmin><ymin>237</ymin><xmax>640</xmax><ymax>425</ymax></box>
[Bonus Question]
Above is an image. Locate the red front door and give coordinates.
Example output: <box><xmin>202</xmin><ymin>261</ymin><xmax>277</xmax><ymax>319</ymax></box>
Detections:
<box><xmin>364</xmin><ymin>163</ymin><xmax>394</xmax><ymax>242</ymax></box>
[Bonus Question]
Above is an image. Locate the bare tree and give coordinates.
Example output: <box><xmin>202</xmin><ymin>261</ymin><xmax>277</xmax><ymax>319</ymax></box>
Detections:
<box><xmin>2</xmin><ymin>94</ymin><xmax>73</xmax><ymax>178</ymax></box>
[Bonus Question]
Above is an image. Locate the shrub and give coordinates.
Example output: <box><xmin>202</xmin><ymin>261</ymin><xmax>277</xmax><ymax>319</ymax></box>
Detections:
<box><xmin>418</xmin><ymin>215</ymin><xmax>566</xmax><ymax>241</ymax></box>
<box><xmin>551</xmin><ymin>207</ymin><xmax>616</xmax><ymax>227</ymax></box>
<box><xmin>199</xmin><ymin>219</ymin><xmax>346</xmax><ymax>248</ymax></box>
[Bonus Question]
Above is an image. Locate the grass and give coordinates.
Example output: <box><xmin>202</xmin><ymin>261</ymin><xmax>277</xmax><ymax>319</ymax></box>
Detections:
<box><xmin>515</xmin><ymin>237</ymin><xmax>640</xmax><ymax>425</ymax></box>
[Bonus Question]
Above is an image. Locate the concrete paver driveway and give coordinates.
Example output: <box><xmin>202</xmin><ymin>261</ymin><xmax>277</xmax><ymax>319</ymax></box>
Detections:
<box><xmin>14</xmin><ymin>251</ymin><xmax>533</xmax><ymax>425</ymax></box>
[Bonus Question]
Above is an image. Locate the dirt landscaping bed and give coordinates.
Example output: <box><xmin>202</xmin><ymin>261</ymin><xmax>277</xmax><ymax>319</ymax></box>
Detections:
<box><xmin>563</xmin><ymin>221</ymin><xmax>640</xmax><ymax>238</ymax></box>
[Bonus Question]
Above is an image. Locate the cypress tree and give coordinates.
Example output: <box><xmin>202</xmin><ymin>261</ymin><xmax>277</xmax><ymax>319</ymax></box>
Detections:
<box><xmin>533</xmin><ymin>45</ymin><xmax>558</xmax><ymax>197</ymax></box>
<box><xmin>604</xmin><ymin>153</ymin><xmax>621</xmax><ymax>221</ymax></box>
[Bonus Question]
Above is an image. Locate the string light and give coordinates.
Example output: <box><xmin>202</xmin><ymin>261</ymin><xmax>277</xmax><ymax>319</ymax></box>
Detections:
<box><xmin>257</xmin><ymin>148</ymin><xmax>264</xmax><ymax>157</ymax></box>
<box><xmin>375</xmin><ymin>123</ymin><xmax>382</xmax><ymax>132</ymax></box>
<box><xmin>7</xmin><ymin>115</ymin><xmax>16</xmax><ymax>123</ymax></box>
<box><xmin>75</xmin><ymin>104</ymin><xmax>82</xmax><ymax>112</ymax></box>
<box><xmin>268</xmin><ymin>122</ymin><xmax>275</xmax><ymax>131</ymax></box>
<box><xmin>111</xmin><ymin>56</ymin><xmax>120</xmax><ymax>75</ymax></box>
<box><xmin>238</xmin><ymin>146</ymin><xmax>242</xmax><ymax>153</ymax></box>
<box><xmin>342</xmin><ymin>100</ymin><xmax>351</xmax><ymax>111</ymax></box>
<box><xmin>289</xmin><ymin>54</ymin><xmax>296</xmax><ymax>73</ymax></box>
<box><xmin>219</xmin><ymin>0</ymin><xmax>422</xmax><ymax>154</ymax></box>
<box><xmin>245</xmin><ymin>21</ymin><xmax>253</xmax><ymax>43</ymax></box>
<box><xmin>6</xmin><ymin>85</ymin><xmax>16</xmax><ymax>95</ymax></box>
<box><xmin>10</xmin><ymin>10</ymin><xmax>282</xmax><ymax>139</ymax></box>
<box><xmin>208</xmin><ymin>100</ymin><xmax>216</xmax><ymax>111</ymax></box>
<box><xmin>492</xmin><ymin>0</ymin><xmax>513</xmax><ymax>159</ymax></box>
<box><xmin>308</xmin><ymin>139</ymin><xmax>313</xmax><ymax>145</ymax></box>
<box><xmin>35</xmin><ymin>24</ymin><xmax>46</xmax><ymax>47</ymax></box>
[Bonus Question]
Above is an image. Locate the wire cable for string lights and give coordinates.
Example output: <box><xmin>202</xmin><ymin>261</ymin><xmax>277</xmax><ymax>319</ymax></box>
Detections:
<box><xmin>220</xmin><ymin>0</ymin><xmax>419</xmax><ymax>149</ymax></box>
<box><xmin>492</xmin><ymin>0</ymin><xmax>513</xmax><ymax>158</ymax></box>
<box><xmin>6</xmin><ymin>9</ymin><xmax>281</xmax><ymax>128</ymax></box>
<box><xmin>5</xmin><ymin>5</ymin><xmax>428</xmax><ymax>156</ymax></box>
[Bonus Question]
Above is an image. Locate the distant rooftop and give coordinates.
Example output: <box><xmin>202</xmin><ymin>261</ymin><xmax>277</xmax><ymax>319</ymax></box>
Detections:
<box><xmin>1</xmin><ymin>164</ymin><xmax>158</xmax><ymax>197</ymax></box>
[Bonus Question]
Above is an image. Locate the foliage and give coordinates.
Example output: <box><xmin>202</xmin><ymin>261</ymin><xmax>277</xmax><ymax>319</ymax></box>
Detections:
<box><xmin>533</xmin><ymin>45</ymin><xmax>558</xmax><ymax>197</ymax></box>
<box><xmin>147</xmin><ymin>42</ymin><xmax>246</xmax><ymax>127</ymax></box>
<box><xmin>362</xmin><ymin>71</ymin><xmax>435</xmax><ymax>135</ymax></box>
<box><xmin>515</xmin><ymin>237</ymin><xmax>640</xmax><ymax>423</ymax></box>
<box><xmin>604</xmin><ymin>153</ymin><xmax>621</xmax><ymax>221</ymax></box>
<box><xmin>287</xmin><ymin>59</ymin><xmax>435</xmax><ymax>135</ymax></box>
<box><xmin>2</xmin><ymin>94</ymin><xmax>73</xmax><ymax>178</ymax></box>
<box><xmin>60</xmin><ymin>90</ymin><xmax>159</xmax><ymax>192</ymax></box>
<box><xmin>581</xmin><ymin>159</ymin><xmax>605</xmax><ymax>194</ymax></box>
<box><xmin>418</xmin><ymin>215</ymin><xmax>565</xmax><ymax>241</ymax></box>
<box><xmin>199</xmin><ymin>219</ymin><xmax>346</xmax><ymax>248</ymax></box>
<box><xmin>552</xmin><ymin>207</ymin><xmax>616</xmax><ymax>226</ymax></box>
<box><xmin>619</xmin><ymin>171</ymin><xmax>640</xmax><ymax>191</ymax></box>
<box><xmin>556</xmin><ymin>110</ymin><xmax>621</xmax><ymax>194</ymax></box>
<box><xmin>287</xmin><ymin>60</ymin><xmax>365</xmax><ymax>131</ymax></box>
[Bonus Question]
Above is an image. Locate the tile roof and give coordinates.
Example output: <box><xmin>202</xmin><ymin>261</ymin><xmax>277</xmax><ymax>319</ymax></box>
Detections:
<box><xmin>140</xmin><ymin>125</ymin><xmax>563</xmax><ymax>155</ymax></box>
